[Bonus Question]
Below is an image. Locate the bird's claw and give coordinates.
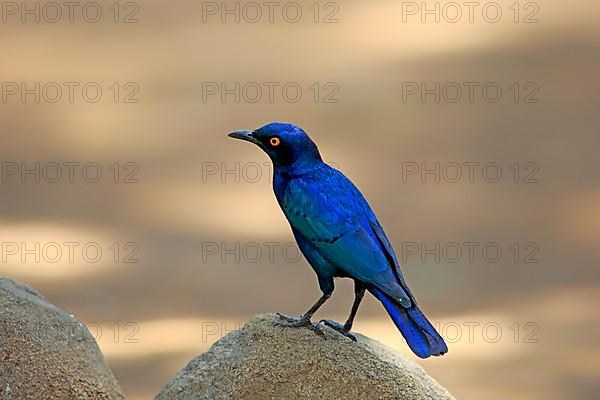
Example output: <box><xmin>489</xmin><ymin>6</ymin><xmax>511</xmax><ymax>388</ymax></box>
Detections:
<box><xmin>320</xmin><ymin>319</ymin><xmax>357</xmax><ymax>341</ymax></box>
<box><xmin>275</xmin><ymin>313</ymin><xmax>325</xmax><ymax>337</ymax></box>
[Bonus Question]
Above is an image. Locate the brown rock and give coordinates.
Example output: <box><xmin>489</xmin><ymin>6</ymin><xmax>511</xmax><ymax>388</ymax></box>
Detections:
<box><xmin>156</xmin><ymin>313</ymin><xmax>455</xmax><ymax>400</ymax></box>
<box><xmin>0</xmin><ymin>278</ymin><xmax>124</xmax><ymax>399</ymax></box>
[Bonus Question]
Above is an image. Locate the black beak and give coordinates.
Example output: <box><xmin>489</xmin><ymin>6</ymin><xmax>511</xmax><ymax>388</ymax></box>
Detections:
<box><xmin>228</xmin><ymin>130</ymin><xmax>260</xmax><ymax>145</ymax></box>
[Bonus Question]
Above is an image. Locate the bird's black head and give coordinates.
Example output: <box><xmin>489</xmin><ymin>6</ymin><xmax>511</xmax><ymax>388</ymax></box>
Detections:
<box><xmin>228</xmin><ymin>122</ymin><xmax>322</xmax><ymax>169</ymax></box>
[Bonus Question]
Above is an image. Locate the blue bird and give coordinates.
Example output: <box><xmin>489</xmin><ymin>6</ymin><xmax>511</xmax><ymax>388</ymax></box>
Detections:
<box><xmin>228</xmin><ymin>122</ymin><xmax>447</xmax><ymax>358</ymax></box>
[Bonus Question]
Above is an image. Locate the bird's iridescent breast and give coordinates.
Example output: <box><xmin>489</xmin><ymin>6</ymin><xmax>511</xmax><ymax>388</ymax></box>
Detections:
<box><xmin>274</xmin><ymin>165</ymin><xmax>366</xmax><ymax>244</ymax></box>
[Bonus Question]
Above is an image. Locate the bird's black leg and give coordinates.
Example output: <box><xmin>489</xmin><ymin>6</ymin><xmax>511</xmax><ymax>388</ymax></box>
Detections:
<box><xmin>276</xmin><ymin>292</ymin><xmax>331</xmax><ymax>337</ymax></box>
<box><xmin>321</xmin><ymin>282</ymin><xmax>366</xmax><ymax>341</ymax></box>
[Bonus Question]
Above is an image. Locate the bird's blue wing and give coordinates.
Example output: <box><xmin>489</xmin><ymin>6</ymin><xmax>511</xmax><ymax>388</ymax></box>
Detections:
<box><xmin>279</xmin><ymin>165</ymin><xmax>412</xmax><ymax>307</ymax></box>
<box><xmin>368</xmin><ymin>217</ymin><xmax>415</xmax><ymax>301</ymax></box>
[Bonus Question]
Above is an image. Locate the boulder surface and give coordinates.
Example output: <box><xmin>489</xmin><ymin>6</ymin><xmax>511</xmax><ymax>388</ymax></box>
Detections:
<box><xmin>156</xmin><ymin>313</ymin><xmax>455</xmax><ymax>400</ymax></box>
<box><xmin>0</xmin><ymin>278</ymin><xmax>124</xmax><ymax>399</ymax></box>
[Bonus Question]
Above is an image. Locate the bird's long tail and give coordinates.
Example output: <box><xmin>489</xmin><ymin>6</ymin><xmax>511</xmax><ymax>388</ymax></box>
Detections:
<box><xmin>369</xmin><ymin>286</ymin><xmax>448</xmax><ymax>358</ymax></box>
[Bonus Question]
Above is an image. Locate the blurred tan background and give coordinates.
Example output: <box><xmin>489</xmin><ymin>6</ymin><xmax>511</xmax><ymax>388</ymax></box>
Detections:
<box><xmin>1</xmin><ymin>0</ymin><xmax>599</xmax><ymax>398</ymax></box>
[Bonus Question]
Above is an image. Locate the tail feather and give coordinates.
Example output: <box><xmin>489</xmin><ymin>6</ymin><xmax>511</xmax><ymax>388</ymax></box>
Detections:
<box><xmin>370</xmin><ymin>287</ymin><xmax>448</xmax><ymax>358</ymax></box>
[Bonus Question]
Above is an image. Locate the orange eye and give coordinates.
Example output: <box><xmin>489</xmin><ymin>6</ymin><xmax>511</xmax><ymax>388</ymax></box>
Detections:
<box><xmin>270</xmin><ymin>137</ymin><xmax>281</xmax><ymax>147</ymax></box>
